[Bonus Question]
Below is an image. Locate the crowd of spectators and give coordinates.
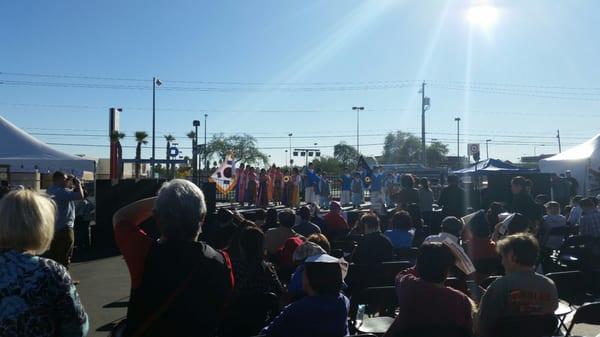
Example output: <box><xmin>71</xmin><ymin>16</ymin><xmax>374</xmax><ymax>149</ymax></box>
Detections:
<box><xmin>1</xmin><ymin>173</ymin><xmax>599</xmax><ymax>337</ymax></box>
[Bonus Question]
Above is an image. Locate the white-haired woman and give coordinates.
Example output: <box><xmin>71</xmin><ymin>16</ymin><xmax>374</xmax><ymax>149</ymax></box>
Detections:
<box><xmin>113</xmin><ymin>179</ymin><xmax>233</xmax><ymax>337</ymax></box>
<box><xmin>0</xmin><ymin>190</ymin><xmax>88</xmax><ymax>337</ymax></box>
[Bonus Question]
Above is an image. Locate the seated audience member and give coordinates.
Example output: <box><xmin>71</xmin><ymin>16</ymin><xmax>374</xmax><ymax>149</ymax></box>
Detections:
<box><xmin>425</xmin><ymin>216</ymin><xmax>476</xmax><ymax>276</ymax></box>
<box><xmin>384</xmin><ymin>211</ymin><xmax>415</xmax><ymax>249</ymax></box>
<box><xmin>0</xmin><ymin>190</ymin><xmax>89</xmax><ymax>337</ymax></box>
<box><xmin>477</xmin><ymin>234</ymin><xmax>558</xmax><ymax>337</ymax></box>
<box><xmin>352</xmin><ymin>213</ymin><xmax>394</xmax><ymax>264</ymax></box>
<box><xmin>208</xmin><ymin>208</ymin><xmax>238</xmax><ymax>249</ymax></box>
<box><xmin>407</xmin><ymin>203</ymin><xmax>427</xmax><ymax>246</ymax></box>
<box><xmin>323</xmin><ymin>201</ymin><xmax>349</xmax><ymax>239</ymax></box>
<box><xmin>292</xmin><ymin>206</ymin><xmax>321</xmax><ymax>237</ymax></box>
<box><xmin>385</xmin><ymin>243</ymin><xmax>473</xmax><ymax>336</ymax></box>
<box><xmin>466</xmin><ymin>210</ymin><xmax>498</xmax><ymax>262</ymax></box>
<box><xmin>541</xmin><ymin>201</ymin><xmax>568</xmax><ymax>249</ymax></box>
<box><xmin>263</xmin><ymin>208</ymin><xmax>279</xmax><ymax>231</ymax></box>
<box><xmin>233</xmin><ymin>227</ymin><xmax>284</xmax><ymax>295</ymax></box>
<box><xmin>261</xmin><ymin>254</ymin><xmax>350</xmax><ymax>337</ymax></box>
<box><xmin>113</xmin><ymin>179</ymin><xmax>233</xmax><ymax>337</ymax></box>
<box><xmin>491</xmin><ymin>213</ymin><xmax>530</xmax><ymax>242</ymax></box>
<box><xmin>307</xmin><ymin>202</ymin><xmax>327</xmax><ymax>231</ymax></box>
<box><xmin>579</xmin><ymin>197</ymin><xmax>600</xmax><ymax>238</ymax></box>
<box><xmin>264</xmin><ymin>208</ymin><xmax>300</xmax><ymax>255</ymax></box>
<box><xmin>288</xmin><ymin>241</ymin><xmax>328</xmax><ymax>298</ymax></box>
<box><xmin>254</xmin><ymin>208</ymin><xmax>267</xmax><ymax>228</ymax></box>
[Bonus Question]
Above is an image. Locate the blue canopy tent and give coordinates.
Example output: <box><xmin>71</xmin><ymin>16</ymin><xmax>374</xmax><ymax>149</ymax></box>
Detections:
<box><xmin>453</xmin><ymin>159</ymin><xmax>536</xmax><ymax>175</ymax></box>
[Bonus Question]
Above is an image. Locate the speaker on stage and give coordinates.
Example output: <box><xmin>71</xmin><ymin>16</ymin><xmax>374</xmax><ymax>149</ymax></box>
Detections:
<box><xmin>202</xmin><ymin>182</ymin><xmax>217</xmax><ymax>215</ymax></box>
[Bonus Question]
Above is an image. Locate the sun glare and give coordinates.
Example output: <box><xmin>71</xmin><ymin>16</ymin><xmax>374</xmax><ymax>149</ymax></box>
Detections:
<box><xmin>467</xmin><ymin>5</ymin><xmax>499</xmax><ymax>30</ymax></box>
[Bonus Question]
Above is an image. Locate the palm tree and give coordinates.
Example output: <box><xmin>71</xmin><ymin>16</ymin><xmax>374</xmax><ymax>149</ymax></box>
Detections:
<box><xmin>187</xmin><ymin>131</ymin><xmax>197</xmax><ymax>181</ymax></box>
<box><xmin>164</xmin><ymin>134</ymin><xmax>175</xmax><ymax>178</ymax></box>
<box><xmin>134</xmin><ymin>131</ymin><xmax>148</xmax><ymax>179</ymax></box>
<box><xmin>109</xmin><ymin>131</ymin><xmax>126</xmax><ymax>179</ymax></box>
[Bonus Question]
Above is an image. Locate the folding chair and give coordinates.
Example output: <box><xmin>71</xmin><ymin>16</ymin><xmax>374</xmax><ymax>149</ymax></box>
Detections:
<box><xmin>345</xmin><ymin>261</ymin><xmax>412</xmax><ymax>295</ymax></box>
<box><xmin>490</xmin><ymin>315</ymin><xmax>557</xmax><ymax>337</ymax></box>
<box><xmin>348</xmin><ymin>286</ymin><xmax>398</xmax><ymax>335</ymax></box>
<box><xmin>565</xmin><ymin>302</ymin><xmax>600</xmax><ymax>337</ymax></box>
<box><xmin>393</xmin><ymin>326</ymin><xmax>472</xmax><ymax>337</ymax></box>
<box><xmin>546</xmin><ymin>270</ymin><xmax>595</xmax><ymax>306</ymax></box>
<box><xmin>393</xmin><ymin>247</ymin><xmax>418</xmax><ymax>263</ymax></box>
<box><xmin>558</xmin><ymin>235</ymin><xmax>591</xmax><ymax>269</ymax></box>
<box><xmin>479</xmin><ymin>275</ymin><xmax>501</xmax><ymax>289</ymax></box>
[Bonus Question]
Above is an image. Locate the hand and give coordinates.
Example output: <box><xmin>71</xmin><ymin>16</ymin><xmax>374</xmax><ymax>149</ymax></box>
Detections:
<box><xmin>73</xmin><ymin>178</ymin><xmax>81</xmax><ymax>187</ymax></box>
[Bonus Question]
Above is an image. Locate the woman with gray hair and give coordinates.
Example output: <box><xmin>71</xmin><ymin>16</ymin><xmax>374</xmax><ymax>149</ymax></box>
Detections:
<box><xmin>113</xmin><ymin>179</ymin><xmax>233</xmax><ymax>337</ymax></box>
<box><xmin>0</xmin><ymin>190</ymin><xmax>89</xmax><ymax>337</ymax></box>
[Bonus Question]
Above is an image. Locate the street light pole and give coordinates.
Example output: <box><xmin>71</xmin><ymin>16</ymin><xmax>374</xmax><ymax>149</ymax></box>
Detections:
<box><xmin>193</xmin><ymin>120</ymin><xmax>200</xmax><ymax>185</ymax></box>
<box><xmin>288</xmin><ymin>133</ymin><xmax>293</xmax><ymax>165</ymax></box>
<box><xmin>454</xmin><ymin>117</ymin><xmax>461</xmax><ymax>159</ymax></box>
<box><xmin>352</xmin><ymin>106</ymin><xmax>364</xmax><ymax>156</ymax></box>
<box><xmin>151</xmin><ymin>77</ymin><xmax>162</xmax><ymax>175</ymax></box>
<box><xmin>204</xmin><ymin>114</ymin><xmax>208</xmax><ymax>179</ymax></box>
<box><xmin>485</xmin><ymin>139</ymin><xmax>491</xmax><ymax>159</ymax></box>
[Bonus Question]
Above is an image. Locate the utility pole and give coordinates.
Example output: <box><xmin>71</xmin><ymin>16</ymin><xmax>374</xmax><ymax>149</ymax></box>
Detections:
<box><xmin>352</xmin><ymin>106</ymin><xmax>364</xmax><ymax>156</ymax></box>
<box><xmin>151</xmin><ymin>77</ymin><xmax>162</xmax><ymax>175</ymax></box>
<box><xmin>485</xmin><ymin>139</ymin><xmax>491</xmax><ymax>159</ymax></box>
<box><xmin>420</xmin><ymin>82</ymin><xmax>427</xmax><ymax>166</ymax></box>
<box><xmin>454</xmin><ymin>117</ymin><xmax>461</xmax><ymax>159</ymax></box>
<box><xmin>556</xmin><ymin>129</ymin><xmax>562</xmax><ymax>153</ymax></box>
<box><xmin>288</xmin><ymin>133</ymin><xmax>293</xmax><ymax>165</ymax></box>
<box><xmin>204</xmin><ymin>114</ymin><xmax>208</xmax><ymax>179</ymax></box>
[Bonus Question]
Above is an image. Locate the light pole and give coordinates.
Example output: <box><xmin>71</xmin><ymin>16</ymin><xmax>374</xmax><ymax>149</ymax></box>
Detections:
<box><xmin>288</xmin><ymin>133</ymin><xmax>293</xmax><ymax>165</ymax></box>
<box><xmin>152</xmin><ymin>77</ymin><xmax>162</xmax><ymax>174</ymax></box>
<box><xmin>204</xmin><ymin>114</ymin><xmax>208</xmax><ymax>179</ymax></box>
<box><xmin>419</xmin><ymin>82</ymin><xmax>430</xmax><ymax>166</ymax></box>
<box><xmin>285</xmin><ymin>150</ymin><xmax>288</xmax><ymax>167</ymax></box>
<box><xmin>352</xmin><ymin>106</ymin><xmax>364</xmax><ymax>156</ymax></box>
<box><xmin>485</xmin><ymin>139</ymin><xmax>491</xmax><ymax>159</ymax></box>
<box><xmin>454</xmin><ymin>117</ymin><xmax>461</xmax><ymax>158</ymax></box>
<box><xmin>193</xmin><ymin>120</ymin><xmax>200</xmax><ymax>184</ymax></box>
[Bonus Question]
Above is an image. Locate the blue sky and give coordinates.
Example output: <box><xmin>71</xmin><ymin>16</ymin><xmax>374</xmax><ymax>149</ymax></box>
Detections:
<box><xmin>1</xmin><ymin>0</ymin><xmax>600</xmax><ymax>166</ymax></box>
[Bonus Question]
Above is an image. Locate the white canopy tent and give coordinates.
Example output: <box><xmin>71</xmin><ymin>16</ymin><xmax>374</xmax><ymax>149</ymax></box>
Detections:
<box><xmin>0</xmin><ymin>115</ymin><xmax>96</xmax><ymax>177</ymax></box>
<box><xmin>538</xmin><ymin>134</ymin><xmax>600</xmax><ymax>196</ymax></box>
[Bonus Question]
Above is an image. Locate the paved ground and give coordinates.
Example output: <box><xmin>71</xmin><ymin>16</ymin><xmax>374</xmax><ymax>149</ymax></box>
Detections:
<box><xmin>70</xmin><ymin>254</ymin><xmax>599</xmax><ymax>337</ymax></box>
<box><xmin>71</xmin><ymin>256</ymin><xmax>130</xmax><ymax>337</ymax></box>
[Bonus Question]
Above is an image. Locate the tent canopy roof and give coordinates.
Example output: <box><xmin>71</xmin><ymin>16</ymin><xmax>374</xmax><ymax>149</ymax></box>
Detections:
<box><xmin>453</xmin><ymin>158</ymin><xmax>536</xmax><ymax>175</ymax></box>
<box><xmin>0</xmin><ymin>115</ymin><xmax>95</xmax><ymax>176</ymax></box>
<box><xmin>540</xmin><ymin>134</ymin><xmax>600</xmax><ymax>162</ymax></box>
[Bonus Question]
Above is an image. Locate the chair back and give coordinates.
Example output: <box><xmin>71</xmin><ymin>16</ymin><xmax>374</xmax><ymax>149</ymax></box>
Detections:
<box><xmin>394</xmin><ymin>247</ymin><xmax>418</xmax><ymax>262</ymax></box>
<box><xmin>491</xmin><ymin>315</ymin><xmax>557</xmax><ymax>337</ymax></box>
<box><xmin>545</xmin><ymin>270</ymin><xmax>590</xmax><ymax>305</ymax></box>
<box><xmin>221</xmin><ymin>292</ymin><xmax>279</xmax><ymax>337</ymax></box>
<box><xmin>348</xmin><ymin>286</ymin><xmax>398</xmax><ymax>322</ymax></box>
<box><xmin>393</xmin><ymin>326</ymin><xmax>471</xmax><ymax>337</ymax></box>
<box><xmin>346</xmin><ymin>261</ymin><xmax>412</xmax><ymax>295</ymax></box>
<box><xmin>480</xmin><ymin>275</ymin><xmax>501</xmax><ymax>289</ymax></box>
<box><xmin>566</xmin><ymin>302</ymin><xmax>600</xmax><ymax>336</ymax></box>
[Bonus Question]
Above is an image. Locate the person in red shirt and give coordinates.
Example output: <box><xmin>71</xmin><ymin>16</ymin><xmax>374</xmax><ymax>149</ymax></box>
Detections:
<box><xmin>113</xmin><ymin>179</ymin><xmax>233</xmax><ymax>337</ymax></box>
<box><xmin>323</xmin><ymin>201</ymin><xmax>349</xmax><ymax>239</ymax></box>
<box><xmin>385</xmin><ymin>242</ymin><xmax>474</xmax><ymax>336</ymax></box>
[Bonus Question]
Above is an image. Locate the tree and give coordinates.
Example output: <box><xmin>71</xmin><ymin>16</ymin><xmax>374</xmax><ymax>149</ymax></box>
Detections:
<box><xmin>312</xmin><ymin>156</ymin><xmax>344</xmax><ymax>176</ymax></box>
<box><xmin>164</xmin><ymin>134</ymin><xmax>175</xmax><ymax>178</ymax></box>
<box><xmin>109</xmin><ymin>131</ymin><xmax>125</xmax><ymax>179</ymax></box>
<box><xmin>381</xmin><ymin>131</ymin><xmax>448</xmax><ymax>166</ymax></box>
<box><xmin>134</xmin><ymin>131</ymin><xmax>148</xmax><ymax>179</ymax></box>
<box><xmin>187</xmin><ymin>131</ymin><xmax>197</xmax><ymax>180</ymax></box>
<box><xmin>426</xmin><ymin>141</ymin><xmax>450</xmax><ymax>167</ymax></box>
<box><xmin>206</xmin><ymin>133</ymin><xmax>269</xmax><ymax>166</ymax></box>
<box><xmin>333</xmin><ymin>142</ymin><xmax>359</xmax><ymax>170</ymax></box>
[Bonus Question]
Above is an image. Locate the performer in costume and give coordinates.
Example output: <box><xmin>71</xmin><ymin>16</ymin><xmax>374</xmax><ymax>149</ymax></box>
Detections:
<box><xmin>282</xmin><ymin>169</ymin><xmax>291</xmax><ymax>206</ymax></box>
<box><xmin>340</xmin><ymin>171</ymin><xmax>352</xmax><ymax>206</ymax></box>
<box><xmin>304</xmin><ymin>163</ymin><xmax>319</xmax><ymax>204</ymax></box>
<box><xmin>369</xmin><ymin>166</ymin><xmax>386</xmax><ymax>215</ymax></box>
<box><xmin>289</xmin><ymin>167</ymin><xmax>301</xmax><ymax>207</ymax></box>
<box><xmin>319</xmin><ymin>172</ymin><xmax>331</xmax><ymax>209</ymax></box>
<box><xmin>257</xmin><ymin>168</ymin><xmax>271</xmax><ymax>208</ymax></box>
<box><xmin>351</xmin><ymin>172</ymin><xmax>364</xmax><ymax>209</ymax></box>
<box><xmin>245</xmin><ymin>166</ymin><xmax>258</xmax><ymax>206</ymax></box>
<box><xmin>267</xmin><ymin>164</ymin><xmax>276</xmax><ymax>203</ymax></box>
<box><xmin>235</xmin><ymin>163</ymin><xmax>246</xmax><ymax>205</ymax></box>
<box><xmin>273</xmin><ymin>167</ymin><xmax>284</xmax><ymax>205</ymax></box>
